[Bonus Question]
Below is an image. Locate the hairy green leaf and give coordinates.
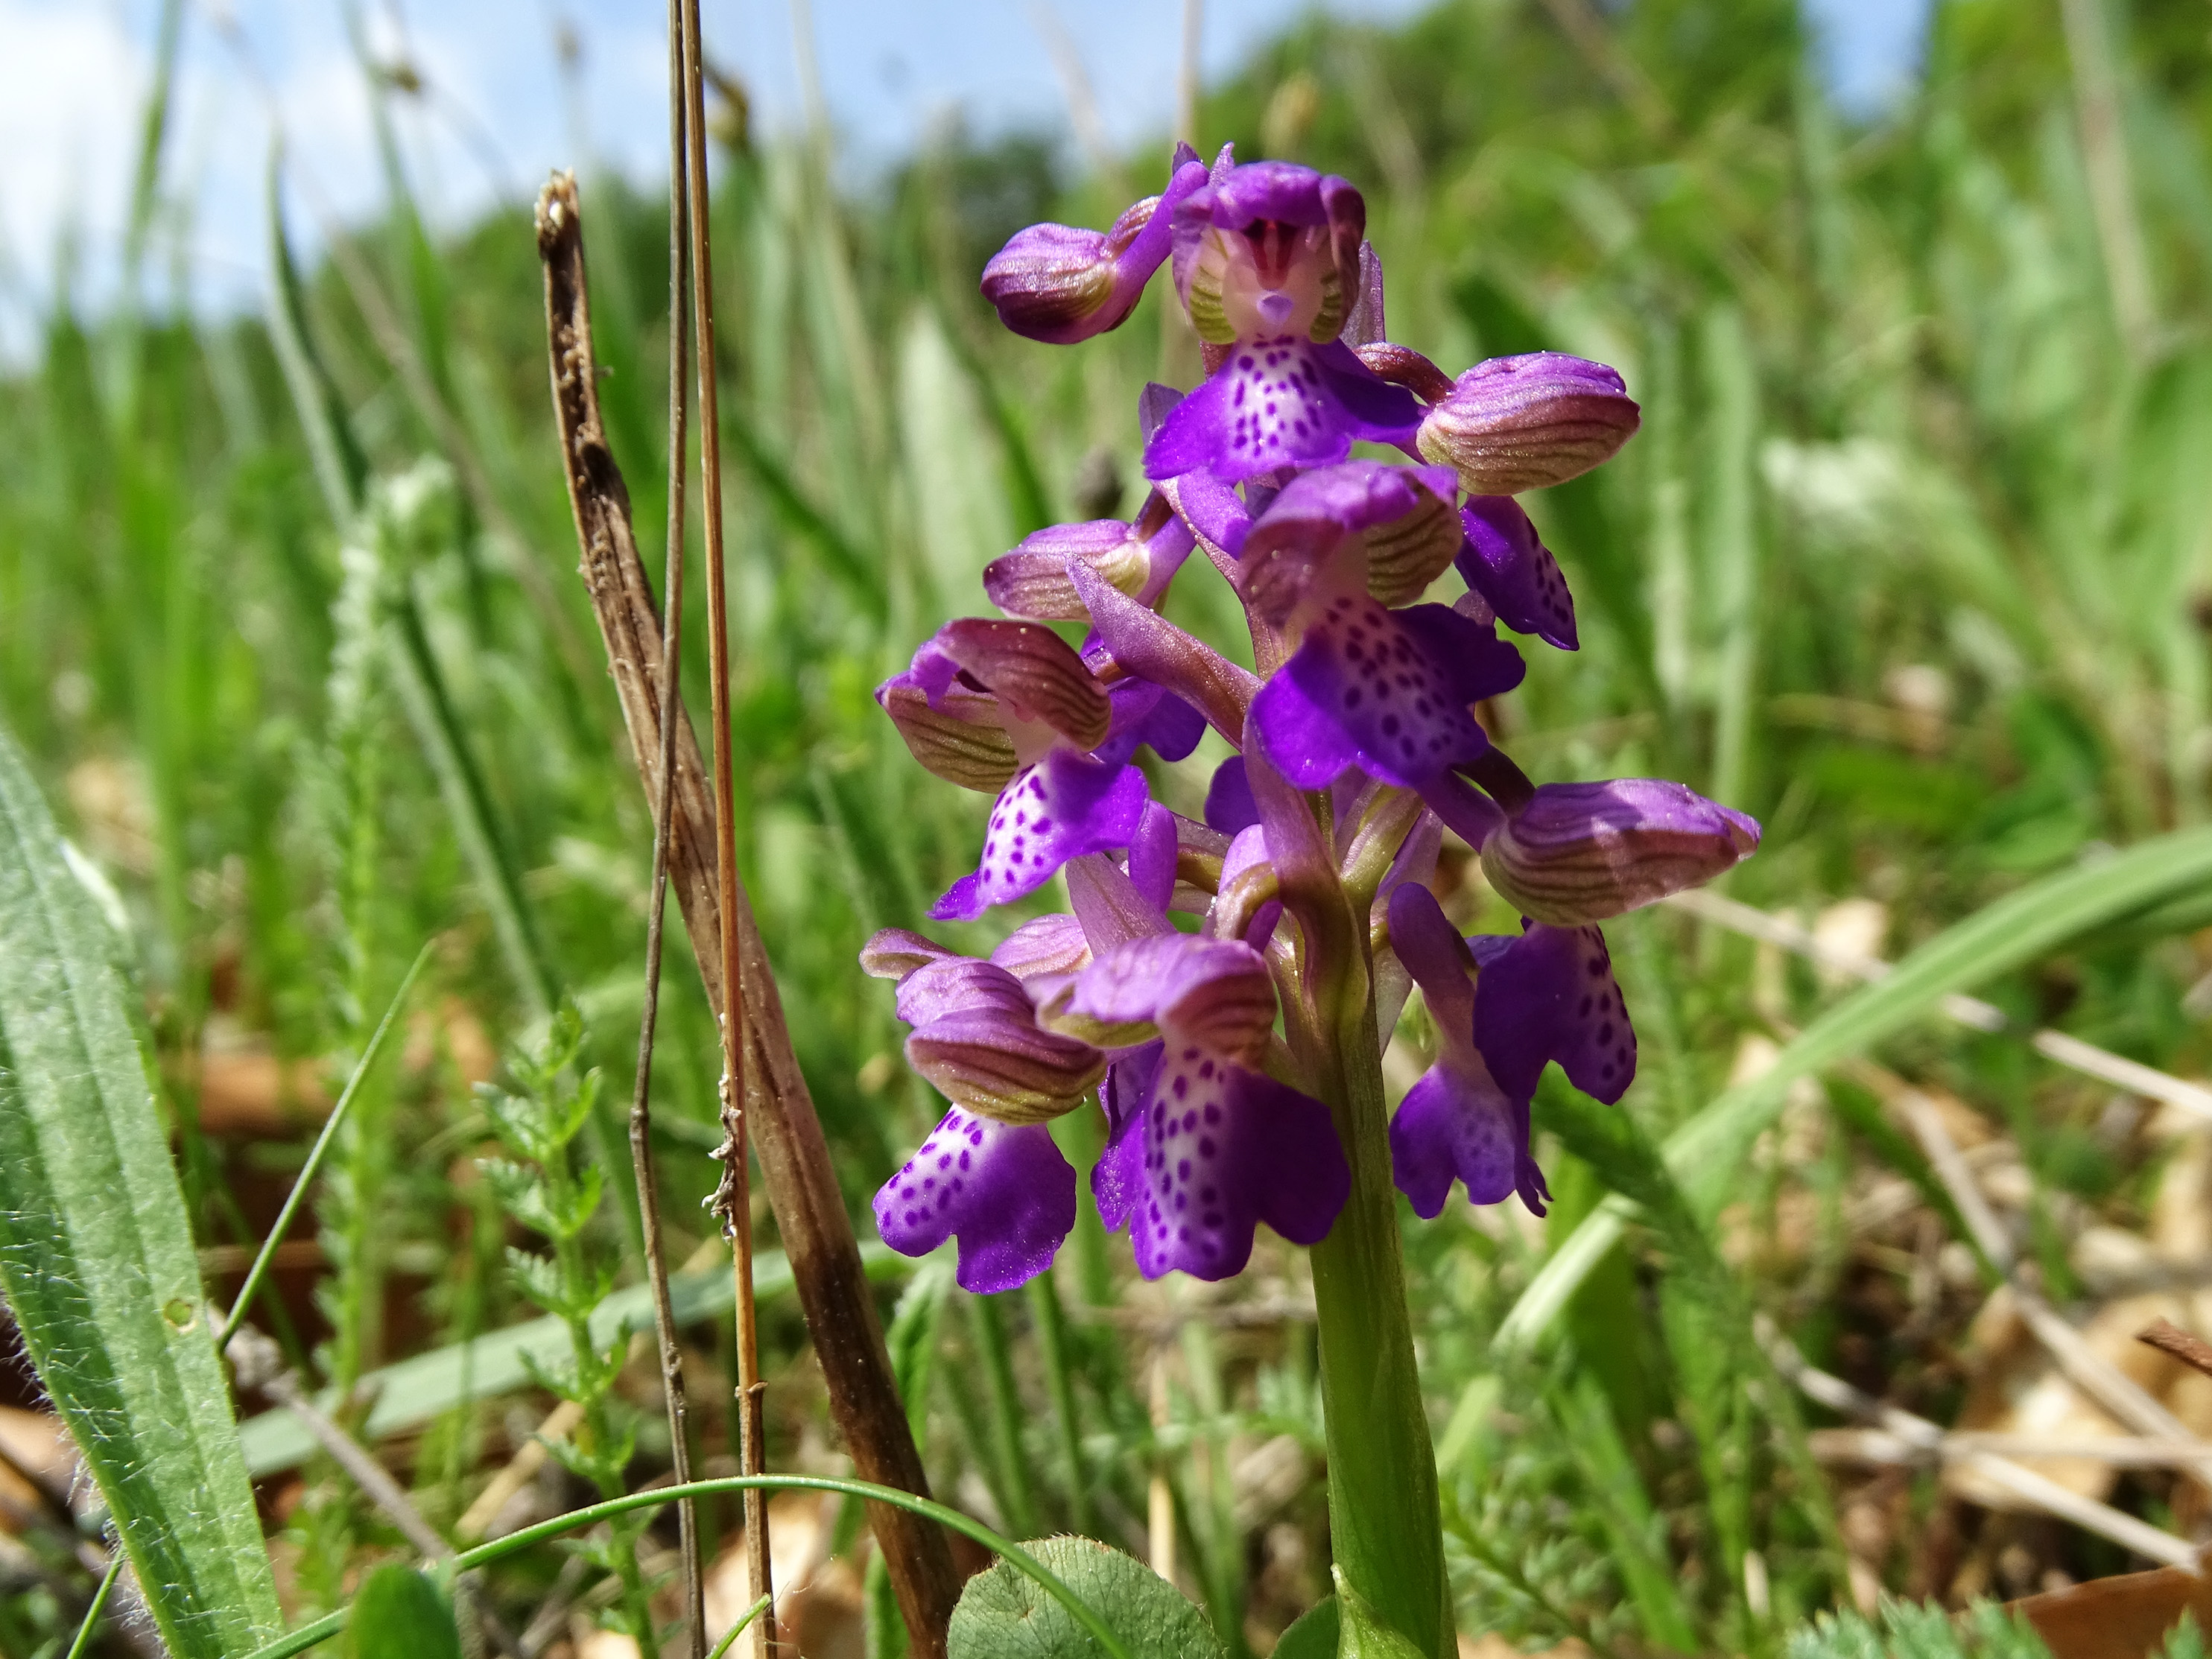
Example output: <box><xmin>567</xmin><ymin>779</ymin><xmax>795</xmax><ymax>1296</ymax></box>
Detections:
<box><xmin>947</xmin><ymin>1535</ymin><xmax>1223</xmax><ymax>1659</ymax></box>
<box><xmin>0</xmin><ymin>721</ymin><xmax>283</xmax><ymax>1659</ymax></box>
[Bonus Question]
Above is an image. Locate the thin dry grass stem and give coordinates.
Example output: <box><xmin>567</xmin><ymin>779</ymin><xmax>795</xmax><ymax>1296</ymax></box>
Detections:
<box><xmin>1870</xmin><ymin>1066</ymin><xmax>2212</xmax><ymax>1498</ymax></box>
<box><xmin>536</xmin><ymin>172</ymin><xmax>960</xmax><ymax>1659</ymax></box>
<box><xmin>1665</xmin><ymin>888</ymin><xmax>2212</xmax><ymax>1126</ymax></box>
<box><xmin>205</xmin><ymin>10</ymin><xmax>606</xmax><ymax>720</ymax></box>
<box><xmin>1810</xmin><ymin>1429</ymin><xmax>2212</xmax><ymax>1471</ymax></box>
<box><xmin>1534</xmin><ymin>0</ymin><xmax>1674</xmax><ymax>142</ymax></box>
<box><xmin>1029</xmin><ymin>4</ymin><xmax>1131</xmax><ymax>201</ymax></box>
<box><xmin>673</xmin><ymin>0</ymin><xmax>773</xmax><ymax>1649</ymax></box>
<box><xmin>628</xmin><ymin>4</ymin><xmax>706</xmax><ymax>1655</ymax></box>
<box><xmin>1758</xmin><ymin>1318</ymin><xmax>2199</xmax><ymax>1570</ymax></box>
<box><xmin>2059</xmin><ymin>0</ymin><xmax>2157</xmax><ymax>358</ymax></box>
<box><xmin>2139</xmin><ymin>1319</ymin><xmax>2212</xmax><ymax>1383</ymax></box>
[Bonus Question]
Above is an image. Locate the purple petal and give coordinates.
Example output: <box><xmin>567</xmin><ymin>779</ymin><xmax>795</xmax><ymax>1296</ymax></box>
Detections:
<box><xmin>1389</xmin><ymin>1063</ymin><xmax>1530</xmax><ymax>1219</ymax></box>
<box><xmin>1458</xmin><ymin>497</ymin><xmax>1577</xmax><ymax>650</ymax></box>
<box><xmin>1098</xmin><ymin>681</ymin><xmax>1206</xmax><ymax>767</ymax></box>
<box><xmin>1246</xmin><ymin>667</ymin><xmax>1363</xmax><ymax>790</ymax></box>
<box><xmin>1124</xmin><ymin>1057</ymin><xmax>1347</xmax><ymax>1281</ymax></box>
<box><xmin>1237</xmin><ymin>460</ymin><xmax>1460</xmax><ymax>622</ymax></box>
<box><xmin>1138</xmin><ymin>382</ymin><xmax>1184</xmax><ymax>440</ymax></box>
<box><xmin>874</xmin><ymin>1108</ymin><xmax>1077</xmax><ymax>1293</ymax></box>
<box><xmin>1042</xmin><ymin>934</ymin><xmax>1275</xmax><ymax>1065</ymax></box>
<box><xmin>990</xmin><ymin>914</ymin><xmax>1094</xmax><ymax>980</ymax></box>
<box><xmin>904</xmin><ymin>1009</ymin><xmax>1104</xmax><ymax>1126</ymax></box>
<box><xmin>894</xmin><ymin>957</ymin><xmax>1032</xmax><ymax>1027</ymax></box>
<box><xmin>1472</xmin><ymin>922</ymin><xmax>1636</xmax><ymax>1106</ymax></box>
<box><xmin>1144</xmin><ymin>337</ymin><xmax>1419</xmax><ymax>484</ymax></box>
<box><xmin>930</xmin><ymin>753</ymin><xmax>1150</xmax><ymax>922</ymax></box>
<box><xmin>1092</xmin><ymin>1039</ymin><xmax>1166</xmax><ymax>1233</ymax></box>
<box><xmin>861</xmin><ymin>928</ymin><xmax>954</xmax><ymax>980</ymax></box>
<box><xmin>934</xmin><ymin>618</ymin><xmax>1112</xmax><ymax>750</ymax></box>
<box><xmin>1252</xmin><ymin>599</ymin><xmax>1521</xmax><ymax>790</ymax></box>
<box><xmin>877</xmin><ymin>671</ymin><xmax>1018</xmax><ymax>795</ymax></box>
<box><xmin>1341</xmin><ymin>241</ymin><xmax>1387</xmax><ymax>348</ymax></box>
<box><xmin>1482</xmin><ymin>778</ymin><xmax>1761</xmax><ymax>924</ymax></box>
<box><xmin>1127</xmin><ymin>801</ymin><xmax>1179</xmax><ymax>913</ymax></box>
<box><xmin>1164</xmin><ymin>468</ymin><xmax>1252</xmax><ymax>558</ymax></box>
<box><xmin>1215</xmin><ymin>825</ymin><xmax>1281</xmax><ymax>953</ymax></box>
<box><xmin>1309</xmin><ymin>340</ymin><xmax>1424</xmax><ymax>442</ymax></box>
<box><xmin>1068</xmin><ymin>559</ymin><xmax>1259</xmax><ymax>745</ymax></box>
<box><xmin>1062</xmin><ymin>851</ymin><xmax>1173</xmax><ymax>953</ymax></box>
<box><xmin>1385</xmin><ymin>883</ymin><xmax>1474</xmax><ymax>1027</ymax></box>
<box><xmin>984</xmin><ymin>520</ymin><xmax>1148</xmax><ymax>621</ymax></box>
<box><xmin>1204</xmin><ymin>756</ymin><xmax>1259</xmax><ymax>836</ymax></box>
<box><xmin>980</xmin><ymin>154</ymin><xmax>1210</xmax><ymax>345</ymax></box>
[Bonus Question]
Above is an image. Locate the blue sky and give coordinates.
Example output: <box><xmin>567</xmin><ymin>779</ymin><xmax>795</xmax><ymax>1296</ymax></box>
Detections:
<box><xmin>0</xmin><ymin>0</ymin><xmax>1930</xmax><ymax>358</ymax></box>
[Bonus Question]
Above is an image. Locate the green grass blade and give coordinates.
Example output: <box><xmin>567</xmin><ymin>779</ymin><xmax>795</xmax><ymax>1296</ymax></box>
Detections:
<box><xmin>0</xmin><ymin>718</ymin><xmax>284</xmax><ymax>1659</ymax></box>
<box><xmin>1499</xmin><ymin>825</ymin><xmax>2212</xmax><ymax>1351</ymax></box>
<box><xmin>235</xmin><ymin>1242</ymin><xmax>910</xmax><ymax>1475</ymax></box>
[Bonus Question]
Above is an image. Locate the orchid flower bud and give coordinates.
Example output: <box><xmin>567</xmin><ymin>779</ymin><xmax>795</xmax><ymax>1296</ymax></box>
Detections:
<box><xmin>981</xmin><ymin>147</ymin><xmax>1210</xmax><ymax>344</ymax></box>
<box><xmin>1480</xmin><ymin>779</ymin><xmax>1760</xmax><ymax>924</ymax></box>
<box><xmin>876</xmin><ymin>673</ymin><xmax>1018</xmax><ymax>793</ymax></box>
<box><xmin>1416</xmin><ymin>352</ymin><xmax>1641</xmax><ymax>495</ymax></box>
<box><xmin>935</xmin><ymin>618</ymin><xmax>1113</xmax><ymax>751</ymax></box>
<box><xmin>983</xmin><ymin>519</ymin><xmax>1152</xmax><ymax>621</ymax></box>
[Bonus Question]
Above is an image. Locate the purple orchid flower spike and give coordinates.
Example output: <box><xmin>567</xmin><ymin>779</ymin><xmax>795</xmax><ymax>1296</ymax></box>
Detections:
<box><xmin>1039</xmin><ymin>933</ymin><xmax>1349</xmax><ymax>1281</ymax></box>
<box><xmin>1385</xmin><ymin>884</ymin><xmax>1547</xmax><ymax>1219</ymax></box>
<box><xmin>1141</xmin><ymin>158</ymin><xmax>1423</xmax><ymax>483</ymax></box>
<box><xmin>861</xmin><ymin>929</ymin><xmax>1104</xmax><ymax>1293</ymax></box>
<box><xmin>981</xmin><ymin>144</ymin><xmax>1211</xmax><ymax>344</ymax></box>
<box><xmin>877</xmin><ymin>618</ymin><xmax>1200</xmax><ymax>922</ymax></box>
<box><xmin>1482</xmin><ymin>777</ymin><xmax>1761</xmax><ymax>924</ymax></box>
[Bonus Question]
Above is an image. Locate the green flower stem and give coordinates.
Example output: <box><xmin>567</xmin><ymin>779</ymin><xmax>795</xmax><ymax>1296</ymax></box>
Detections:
<box><xmin>1301</xmin><ymin>969</ymin><xmax>1451</xmax><ymax>1658</ymax></box>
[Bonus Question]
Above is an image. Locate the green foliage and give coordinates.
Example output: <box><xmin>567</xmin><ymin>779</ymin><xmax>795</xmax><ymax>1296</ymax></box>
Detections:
<box><xmin>948</xmin><ymin>1536</ymin><xmax>1223</xmax><ymax>1659</ymax></box>
<box><xmin>1332</xmin><ymin>1571</ymin><xmax>1430</xmax><ymax>1659</ymax></box>
<box><xmin>0</xmin><ymin>720</ymin><xmax>284</xmax><ymax>1659</ymax></box>
<box><xmin>1272</xmin><ymin>1599</ymin><xmax>1337</xmax><ymax>1659</ymax></box>
<box><xmin>1785</xmin><ymin>1599</ymin><xmax>2050</xmax><ymax>1659</ymax></box>
<box><xmin>345</xmin><ymin>1568</ymin><xmax>461</xmax><ymax>1659</ymax></box>
<box><xmin>472</xmin><ymin>1008</ymin><xmax>656</xmax><ymax>1644</ymax></box>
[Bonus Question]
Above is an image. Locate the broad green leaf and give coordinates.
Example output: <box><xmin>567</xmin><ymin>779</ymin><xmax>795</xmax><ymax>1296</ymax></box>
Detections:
<box><xmin>347</xmin><ymin>1567</ymin><xmax>462</xmax><ymax>1659</ymax></box>
<box><xmin>235</xmin><ymin>1243</ymin><xmax>907</xmax><ymax>1475</ymax></box>
<box><xmin>948</xmin><ymin>1535</ymin><xmax>1223</xmax><ymax>1659</ymax></box>
<box><xmin>1331</xmin><ymin>1570</ymin><xmax>1430</xmax><ymax>1659</ymax></box>
<box><xmin>0</xmin><ymin>721</ymin><xmax>284</xmax><ymax>1659</ymax></box>
<box><xmin>1271</xmin><ymin>1598</ymin><xmax>1338</xmax><ymax>1659</ymax></box>
<box><xmin>1498</xmin><ymin>827</ymin><xmax>2212</xmax><ymax>1352</ymax></box>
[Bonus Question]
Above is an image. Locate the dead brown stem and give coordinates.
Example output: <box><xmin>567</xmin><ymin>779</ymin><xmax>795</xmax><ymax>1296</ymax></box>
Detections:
<box><xmin>534</xmin><ymin>172</ymin><xmax>962</xmax><ymax>1658</ymax></box>
<box><xmin>2137</xmin><ymin>1318</ymin><xmax>2212</xmax><ymax>1384</ymax></box>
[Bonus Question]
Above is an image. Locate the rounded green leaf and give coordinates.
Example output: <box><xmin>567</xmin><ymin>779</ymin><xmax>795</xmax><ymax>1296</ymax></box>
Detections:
<box><xmin>948</xmin><ymin>1535</ymin><xmax>1224</xmax><ymax>1659</ymax></box>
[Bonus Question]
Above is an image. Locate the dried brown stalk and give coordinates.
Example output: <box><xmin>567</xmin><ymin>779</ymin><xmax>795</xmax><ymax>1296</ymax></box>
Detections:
<box><xmin>628</xmin><ymin>1</ymin><xmax>705</xmax><ymax>1653</ymax></box>
<box><xmin>2137</xmin><ymin>1319</ymin><xmax>2212</xmax><ymax>1383</ymax></box>
<box><xmin>670</xmin><ymin>0</ymin><xmax>773</xmax><ymax>1650</ymax></box>
<box><xmin>535</xmin><ymin>173</ymin><xmax>962</xmax><ymax>1658</ymax></box>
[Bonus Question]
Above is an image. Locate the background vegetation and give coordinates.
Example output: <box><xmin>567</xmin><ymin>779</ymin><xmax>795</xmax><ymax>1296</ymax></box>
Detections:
<box><xmin>5</xmin><ymin>0</ymin><xmax>2212</xmax><ymax>1654</ymax></box>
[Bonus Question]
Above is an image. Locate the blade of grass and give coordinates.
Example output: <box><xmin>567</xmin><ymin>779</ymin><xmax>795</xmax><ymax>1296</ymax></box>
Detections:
<box><xmin>1499</xmin><ymin>825</ymin><xmax>2212</xmax><ymax>1352</ymax></box>
<box><xmin>217</xmin><ymin>941</ymin><xmax>432</xmax><ymax>1351</ymax></box>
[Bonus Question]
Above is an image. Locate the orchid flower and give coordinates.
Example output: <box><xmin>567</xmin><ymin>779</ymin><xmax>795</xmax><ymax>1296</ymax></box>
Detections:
<box><xmin>876</xmin><ymin>148</ymin><xmax>1768</xmax><ymax>1641</ymax></box>
<box><xmin>878</xmin><ymin>618</ymin><xmax>1202</xmax><ymax>922</ymax></box>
